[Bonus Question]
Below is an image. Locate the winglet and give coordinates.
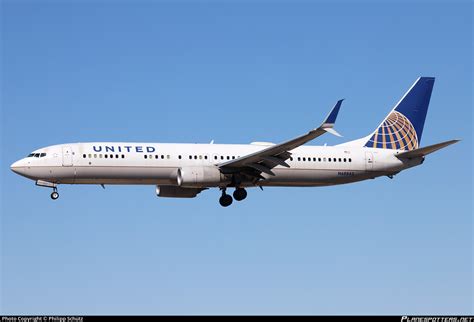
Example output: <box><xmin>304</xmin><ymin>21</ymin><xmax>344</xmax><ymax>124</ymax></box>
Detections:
<box><xmin>320</xmin><ymin>99</ymin><xmax>344</xmax><ymax>137</ymax></box>
<box><xmin>324</xmin><ymin>127</ymin><xmax>342</xmax><ymax>137</ymax></box>
<box><xmin>322</xmin><ymin>99</ymin><xmax>344</xmax><ymax>126</ymax></box>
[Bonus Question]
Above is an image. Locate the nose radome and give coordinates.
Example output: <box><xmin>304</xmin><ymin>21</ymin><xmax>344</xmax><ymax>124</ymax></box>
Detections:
<box><xmin>10</xmin><ymin>160</ymin><xmax>25</xmax><ymax>175</ymax></box>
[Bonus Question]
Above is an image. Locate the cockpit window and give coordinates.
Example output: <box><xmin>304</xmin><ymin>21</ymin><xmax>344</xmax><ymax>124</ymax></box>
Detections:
<box><xmin>27</xmin><ymin>153</ymin><xmax>47</xmax><ymax>158</ymax></box>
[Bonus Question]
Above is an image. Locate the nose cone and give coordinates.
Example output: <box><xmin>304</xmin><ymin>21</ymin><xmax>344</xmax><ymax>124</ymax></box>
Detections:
<box><xmin>10</xmin><ymin>160</ymin><xmax>27</xmax><ymax>176</ymax></box>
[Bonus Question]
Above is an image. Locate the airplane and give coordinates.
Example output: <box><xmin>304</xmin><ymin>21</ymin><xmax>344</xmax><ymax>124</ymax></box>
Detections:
<box><xmin>10</xmin><ymin>77</ymin><xmax>459</xmax><ymax>207</ymax></box>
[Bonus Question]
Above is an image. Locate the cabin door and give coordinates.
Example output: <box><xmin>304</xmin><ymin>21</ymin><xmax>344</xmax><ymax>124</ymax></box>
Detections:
<box><xmin>62</xmin><ymin>146</ymin><xmax>73</xmax><ymax>166</ymax></box>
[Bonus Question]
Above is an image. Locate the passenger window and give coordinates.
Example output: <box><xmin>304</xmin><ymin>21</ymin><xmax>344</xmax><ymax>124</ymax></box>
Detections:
<box><xmin>290</xmin><ymin>157</ymin><xmax>293</xmax><ymax>161</ymax></box>
<box><xmin>323</xmin><ymin>158</ymin><xmax>326</xmax><ymax>162</ymax></box>
<box><xmin>88</xmin><ymin>154</ymin><xmax>92</xmax><ymax>158</ymax></box>
<box><xmin>349</xmin><ymin>158</ymin><xmax>352</xmax><ymax>162</ymax></box>
<box><xmin>99</xmin><ymin>154</ymin><xmax>103</xmax><ymax>158</ymax></box>
<box><xmin>122</xmin><ymin>154</ymin><xmax>125</xmax><ymax>158</ymax></box>
<box><xmin>178</xmin><ymin>155</ymin><xmax>182</xmax><ymax>159</ymax></box>
<box><xmin>221</xmin><ymin>156</ymin><xmax>224</xmax><ymax>160</ymax></box>
<box><xmin>339</xmin><ymin>158</ymin><xmax>342</xmax><ymax>162</ymax></box>
<box><xmin>144</xmin><ymin>155</ymin><xmax>147</xmax><ymax>159</ymax></box>
<box><xmin>189</xmin><ymin>155</ymin><xmax>192</xmax><ymax>159</ymax></box>
<box><xmin>297</xmin><ymin>157</ymin><xmax>301</xmax><ymax>161</ymax></box>
<box><xmin>214</xmin><ymin>156</ymin><xmax>217</xmax><ymax>160</ymax></box>
<box><xmin>109</xmin><ymin>154</ymin><xmax>113</xmax><ymax>159</ymax></box>
<box><xmin>318</xmin><ymin>158</ymin><xmax>321</xmax><ymax>162</ymax></box>
<box><xmin>83</xmin><ymin>154</ymin><xmax>86</xmax><ymax>158</ymax></box>
<box><xmin>194</xmin><ymin>155</ymin><xmax>197</xmax><ymax>159</ymax></box>
<box><xmin>94</xmin><ymin>154</ymin><xmax>97</xmax><ymax>158</ymax></box>
<box><xmin>199</xmin><ymin>155</ymin><xmax>202</xmax><ymax>160</ymax></box>
<box><xmin>344</xmin><ymin>158</ymin><xmax>346</xmax><ymax>162</ymax></box>
<box><xmin>105</xmin><ymin>154</ymin><xmax>108</xmax><ymax>159</ymax></box>
<box><xmin>227</xmin><ymin>156</ymin><xmax>230</xmax><ymax>160</ymax></box>
<box><xmin>205</xmin><ymin>156</ymin><xmax>208</xmax><ymax>160</ymax></box>
<box><xmin>328</xmin><ymin>158</ymin><xmax>331</xmax><ymax>162</ymax></box>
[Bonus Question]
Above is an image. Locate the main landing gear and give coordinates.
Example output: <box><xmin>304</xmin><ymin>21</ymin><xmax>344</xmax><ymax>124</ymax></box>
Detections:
<box><xmin>219</xmin><ymin>187</ymin><xmax>247</xmax><ymax>207</ymax></box>
<box><xmin>219</xmin><ymin>190</ymin><xmax>233</xmax><ymax>207</ymax></box>
<box><xmin>233</xmin><ymin>188</ymin><xmax>247</xmax><ymax>201</ymax></box>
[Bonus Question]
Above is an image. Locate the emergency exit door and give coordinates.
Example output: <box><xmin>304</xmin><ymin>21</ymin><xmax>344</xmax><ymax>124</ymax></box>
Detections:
<box><xmin>365</xmin><ymin>152</ymin><xmax>374</xmax><ymax>171</ymax></box>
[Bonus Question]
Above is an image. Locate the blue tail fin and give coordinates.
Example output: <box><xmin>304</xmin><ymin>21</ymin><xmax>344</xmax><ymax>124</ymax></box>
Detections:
<box><xmin>364</xmin><ymin>77</ymin><xmax>435</xmax><ymax>150</ymax></box>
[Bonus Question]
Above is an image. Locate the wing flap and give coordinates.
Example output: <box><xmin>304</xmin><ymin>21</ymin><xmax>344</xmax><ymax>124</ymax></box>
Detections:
<box><xmin>247</xmin><ymin>163</ymin><xmax>275</xmax><ymax>176</ymax></box>
<box><xmin>261</xmin><ymin>156</ymin><xmax>290</xmax><ymax>168</ymax></box>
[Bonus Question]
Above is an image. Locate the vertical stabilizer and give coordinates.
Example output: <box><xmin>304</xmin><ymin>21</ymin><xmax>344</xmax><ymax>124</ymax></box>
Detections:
<box><xmin>363</xmin><ymin>77</ymin><xmax>435</xmax><ymax>150</ymax></box>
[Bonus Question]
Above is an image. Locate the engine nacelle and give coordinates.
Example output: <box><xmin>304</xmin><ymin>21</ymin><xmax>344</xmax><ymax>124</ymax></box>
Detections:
<box><xmin>177</xmin><ymin>166</ymin><xmax>226</xmax><ymax>188</ymax></box>
<box><xmin>156</xmin><ymin>185</ymin><xmax>203</xmax><ymax>198</ymax></box>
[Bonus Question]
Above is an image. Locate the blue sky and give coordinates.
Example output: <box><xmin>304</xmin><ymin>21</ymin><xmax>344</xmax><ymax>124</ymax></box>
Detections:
<box><xmin>1</xmin><ymin>0</ymin><xmax>472</xmax><ymax>315</ymax></box>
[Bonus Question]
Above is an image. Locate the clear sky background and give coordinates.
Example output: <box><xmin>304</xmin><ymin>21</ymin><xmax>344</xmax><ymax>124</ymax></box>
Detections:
<box><xmin>1</xmin><ymin>0</ymin><xmax>472</xmax><ymax>315</ymax></box>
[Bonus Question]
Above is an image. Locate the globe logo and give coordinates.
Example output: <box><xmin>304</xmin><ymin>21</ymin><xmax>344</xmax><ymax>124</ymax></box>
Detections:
<box><xmin>365</xmin><ymin>111</ymin><xmax>418</xmax><ymax>150</ymax></box>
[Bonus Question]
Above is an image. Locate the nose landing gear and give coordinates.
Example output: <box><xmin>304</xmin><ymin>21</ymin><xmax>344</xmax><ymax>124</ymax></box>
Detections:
<box><xmin>50</xmin><ymin>187</ymin><xmax>59</xmax><ymax>200</ymax></box>
<box><xmin>35</xmin><ymin>180</ymin><xmax>59</xmax><ymax>200</ymax></box>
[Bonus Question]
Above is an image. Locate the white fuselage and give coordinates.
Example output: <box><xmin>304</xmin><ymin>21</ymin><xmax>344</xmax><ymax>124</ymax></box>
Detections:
<box><xmin>10</xmin><ymin>142</ymin><xmax>422</xmax><ymax>188</ymax></box>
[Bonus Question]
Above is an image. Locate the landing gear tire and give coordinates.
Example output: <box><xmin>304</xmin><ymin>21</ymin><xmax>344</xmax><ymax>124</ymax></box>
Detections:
<box><xmin>233</xmin><ymin>188</ymin><xmax>247</xmax><ymax>201</ymax></box>
<box><xmin>51</xmin><ymin>191</ymin><xmax>59</xmax><ymax>200</ymax></box>
<box><xmin>219</xmin><ymin>193</ymin><xmax>233</xmax><ymax>207</ymax></box>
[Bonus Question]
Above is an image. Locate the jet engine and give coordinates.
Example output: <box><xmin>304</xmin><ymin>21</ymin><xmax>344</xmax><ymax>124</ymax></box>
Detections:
<box><xmin>177</xmin><ymin>166</ymin><xmax>227</xmax><ymax>188</ymax></box>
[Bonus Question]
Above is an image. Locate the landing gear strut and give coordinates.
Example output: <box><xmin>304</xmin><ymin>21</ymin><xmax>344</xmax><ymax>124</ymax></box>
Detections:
<box><xmin>233</xmin><ymin>188</ymin><xmax>247</xmax><ymax>201</ymax></box>
<box><xmin>50</xmin><ymin>187</ymin><xmax>59</xmax><ymax>200</ymax></box>
<box><xmin>219</xmin><ymin>189</ymin><xmax>233</xmax><ymax>207</ymax></box>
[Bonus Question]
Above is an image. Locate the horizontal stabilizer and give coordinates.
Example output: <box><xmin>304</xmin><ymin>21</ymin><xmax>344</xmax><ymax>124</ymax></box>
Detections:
<box><xmin>395</xmin><ymin>139</ymin><xmax>460</xmax><ymax>159</ymax></box>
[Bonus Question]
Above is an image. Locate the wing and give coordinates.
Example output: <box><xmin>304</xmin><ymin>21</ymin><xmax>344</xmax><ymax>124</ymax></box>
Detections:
<box><xmin>218</xmin><ymin>100</ymin><xmax>344</xmax><ymax>180</ymax></box>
